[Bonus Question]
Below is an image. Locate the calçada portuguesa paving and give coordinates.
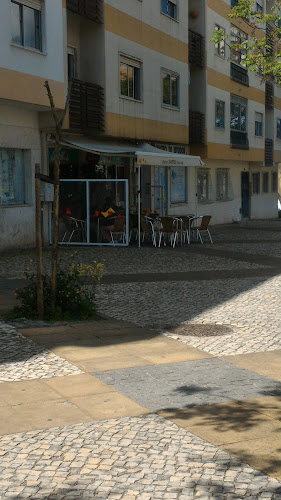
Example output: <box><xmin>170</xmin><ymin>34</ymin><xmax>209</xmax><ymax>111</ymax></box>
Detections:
<box><xmin>0</xmin><ymin>220</ymin><xmax>281</xmax><ymax>499</ymax></box>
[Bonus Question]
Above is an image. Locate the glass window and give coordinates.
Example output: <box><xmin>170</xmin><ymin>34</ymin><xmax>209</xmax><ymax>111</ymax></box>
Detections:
<box><xmin>277</xmin><ymin>118</ymin><xmax>281</xmax><ymax>139</ymax></box>
<box><xmin>67</xmin><ymin>51</ymin><xmax>76</xmax><ymax>80</ymax></box>
<box><xmin>216</xmin><ymin>170</ymin><xmax>229</xmax><ymax>201</ymax></box>
<box><xmin>231</xmin><ymin>0</ymin><xmax>238</xmax><ymax>6</ymax></box>
<box><xmin>197</xmin><ymin>170</ymin><xmax>209</xmax><ymax>201</ymax></box>
<box><xmin>0</xmin><ymin>149</ymin><xmax>25</xmax><ymax>205</ymax></box>
<box><xmin>272</xmin><ymin>172</ymin><xmax>277</xmax><ymax>192</ymax></box>
<box><xmin>252</xmin><ymin>172</ymin><xmax>260</xmax><ymax>194</ymax></box>
<box><xmin>214</xmin><ymin>25</ymin><xmax>225</xmax><ymax>57</ymax></box>
<box><xmin>11</xmin><ymin>1</ymin><xmax>42</xmax><ymax>50</ymax></box>
<box><xmin>255</xmin><ymin>112</ymin><xmax>263</xmax><ymax>136</ymax></box>
<box><xmin>161</xmin><ymin>0</ymin><xmax>177</xmax><ymax>19</ymax></box>
<box><xmin>230</xmin><ymin>95</ymin><xmax>248</xmax><ymax>132</ymax></box>
<box><xmin>230</xmin><ymin>26</ymin><xmax>247</xmax><ymax>66</ymax></box>
<box><xmin>263</xmin><ymin>172</ymin><xmax>269</xmax><ymax>193</ymax></box>
<box><xmin>120</xmin><ymin>58</ymin><xmax>141</xmax><ymax>100</ymax></box>
<box><xmin>170</xmin><ymin>167</ymin><xmax>187</xmax><ymax>204</ymax></box>
<box><xmin>256</xmin><ymin>2</ymin><xmax>263</xmax><ymax>13</ymax></box>
<box><xmin>162</xmin><ymin>70</ymin><xmax>179</xmax><ymax>108</ymax></box>
<box><xmin>215</xmin><ymin>100</ymin><xmax>225</xmax><ymax>128</ymax></box>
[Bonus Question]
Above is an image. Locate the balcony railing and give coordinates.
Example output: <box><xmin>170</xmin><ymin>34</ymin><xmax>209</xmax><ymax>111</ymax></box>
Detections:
<box><xmin>69</xmin><ymin>79</ymin><xmax>105</xmax><ymax>132</ymax></box>
<box><xmin>189</xmin><ymin>111</ymin><xmax>205</xmax><ymax>145</ymax></box>
<box><xmin>265</xmin><ymin>138</ymin><xmax>274</xmax><ymax>166</ymax></box>
<box><xmin>230</xmin><ymin>130</ymin><xmax>249</xmax><ymax>149</ymax></box>
<box><xmin>265</xmin><ymin>82</ymin><xmax>274</xmax><ymax>109</ymax></box>
<box><xmin>66</xmin><ymin>0</ymin><xmax>104</xmax><ymax>23</ymax></box>
<box><xmin>230</xmin><ymin>62</ymin><xmax>249</xmax><ymax>86</ymax></box>
<box><xmin>188</xmin><ymin>30</ymin><xmax>205</xmax><ymax>69</ymax></box>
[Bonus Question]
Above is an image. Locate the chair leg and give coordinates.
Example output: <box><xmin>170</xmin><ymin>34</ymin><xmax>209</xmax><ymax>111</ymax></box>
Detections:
<box><xmin>110</xmin><ymin>232</ymin><xmax>115</xmax><ymax>247</ymax></box>
<box><xmin>186</xmin><ymin>230</ymin><xmax>190</xmax><ymax>245</ymax></box>
<box><xmin>197</xmin><ymin>229</ymin><xmax>203</xmax><ymax>244</ymax></box>
<box><xmin>158</xmin><ymin>231</ymin><xmax>162</xmax><ymax>247</ymax></box>
<box><xmin>207</xmin><ymin>229</ymin><xmax>213</xmax><ymax>244</ymax></box>
<box><xmin>172</xmin><ymin>233</ymin><xmax>177</xmax><ymax>248</ymax></box>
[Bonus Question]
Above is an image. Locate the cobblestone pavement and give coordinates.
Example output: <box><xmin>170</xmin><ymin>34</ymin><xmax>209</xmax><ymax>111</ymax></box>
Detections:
<box><xmin>94</xmin><ymin>359</ymin><xmax>281</xmax><ymax>411</ymax></box>
<box><xmin>0</xmin><ymin>322</ymin><xmax>82</xmax><ymax>382</ymax></box>
<box><xmin>1</xmin><ymin>415</ymin><xmax>281</xmax><ymax>500</ymax></box>
<box><xmin>96</xmin><ymin>275</ymin><xmax>281</xmax><ymax>356</ymax></box>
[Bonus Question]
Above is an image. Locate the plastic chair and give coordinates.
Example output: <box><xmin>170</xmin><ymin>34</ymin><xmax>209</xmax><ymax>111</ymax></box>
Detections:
<box><xmin>110</xmin><ymin>216</ymin><xmax>126</xmax><ymax>246</ymax></box>
<box><xmin>140</xmin><ymin>216</ymin><xmax>156</xmax><ymax>246</ymax></box>
<box><xmin>61</xmin><ymin>216</ymin><xmax>86</xmax><ymax>243</ymax></box>
<box><xmin>190</xmin><ymin>215</ymin><xmax>213</xmax><ymax>244</ymax></box>
<box><xmin>158</xmin><ymin>217</ymin><xmax>178</xmax><ymax>248</ymax></box>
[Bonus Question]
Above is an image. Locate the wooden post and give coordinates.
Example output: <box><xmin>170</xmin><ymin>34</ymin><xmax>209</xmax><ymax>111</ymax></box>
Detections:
<box><xmin>35</xmin><ymin>164</ymin><xmax>44</xmax><ymax>319</ymax></box>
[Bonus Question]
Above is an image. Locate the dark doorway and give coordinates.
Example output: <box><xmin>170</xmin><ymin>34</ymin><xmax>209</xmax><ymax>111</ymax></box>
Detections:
<box><xmin>241</xmin><ymin>172</ymin><xmax>250</xmax><ymax>218</ymax></box>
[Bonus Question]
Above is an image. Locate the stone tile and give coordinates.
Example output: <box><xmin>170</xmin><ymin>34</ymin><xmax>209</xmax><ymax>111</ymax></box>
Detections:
<box><xmin>0</xmin><ymin>379</ymin><xmax>61</xmax><ymax>405</ymax></box>
<box><xmin>222</xmin><ymin>351</ymin><xmax>281</xmax><ymax>382</ymax></box>
<box><xmin>43</xmin><ymin>374</ymin><xmax>114</xmax><ymax>398</ymax></box>
<box><xmin>78</xmin><ymin>354</ymin><xmax>151</xmax><ymax>372</ymax></box>
<box><xmin>72</xmin><ymin>392</ymin><xmax>149</xmax><ymax>420</ymax></box>
<box><xmin>141</xmin><ymin>348</ymin><xmax>212</xmax><ymax>365</ymax></box>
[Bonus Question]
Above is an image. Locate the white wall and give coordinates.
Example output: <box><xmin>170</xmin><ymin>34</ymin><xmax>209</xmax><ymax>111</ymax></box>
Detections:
<box><xmin>0</xmin><ymin>103</ymin><xmax>40</xmax><ymax>251</ymax></box>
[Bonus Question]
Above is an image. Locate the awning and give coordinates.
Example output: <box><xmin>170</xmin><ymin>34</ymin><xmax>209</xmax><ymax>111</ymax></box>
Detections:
<box><xmin>60</xmin><ymin>135</ymin><xmax>204</xmax><ymax>167</ymax></box>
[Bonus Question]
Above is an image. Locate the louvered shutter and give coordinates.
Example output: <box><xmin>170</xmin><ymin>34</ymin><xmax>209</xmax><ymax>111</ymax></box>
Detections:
<box><xmin>17</xmin><ymin>0</ymin><xmax>42</xmax><ymax>10</ymax></box>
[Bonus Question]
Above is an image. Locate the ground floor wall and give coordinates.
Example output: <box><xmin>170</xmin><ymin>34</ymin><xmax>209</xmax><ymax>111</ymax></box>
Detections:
<box><xmin>0</xmin><ymin>103</ymin><xmax>40</xmax><ymax>251</ymax></box>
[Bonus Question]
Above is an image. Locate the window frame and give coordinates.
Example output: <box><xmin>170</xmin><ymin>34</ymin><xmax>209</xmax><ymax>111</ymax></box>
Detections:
<box><xmin>214</xmin><ymin>24</ymin><xmax>225</xmax><ymax>58</ymax></box>
<box><xmin>262</xmin><ymin>172</ymin><xmax>269</xmax><ymax>193</ymax></box>
<box><xmin>252</xmin><ymin>172</ymin><xmax>260</xmax><ymax>194</ymax></box>
<box><xmin>197</xmin><ymin>169</ymin><xmax>210</xmax><ymax>203</ymax></box>
<box><xmin>215</xmin><ymin>100</ymin><xmax>225</xmax><ymax>129</ymax></box>
<box><xmin>216</xmin><ymin>169</ymin><xmax>230</xmax><ymax>201</ymax></box>
<box><xmin>161</xmin><ymin>69</ymin><xmax>180</xmax><ymax>109</ymax></box>
<box><xmin>230</xmin><ymin>25</ymin><xmax>248</xmax><ymax>67</ymax></box>
<box><xmin>161</xmin><ymin>0</ymin><xmax>178</xmax><ymax>21</ymax></box>
<box><xmin>276</xmin><ymin>118</ymin><xmax>281</xmax><ymax>139</ymax></box>
<box><xmin>0</xmin><ymin>148</ymin><xmax>26</xmax><ymax>206</ymax></box>
<box><xmin>230</xmin><ymin>94</ymin><xmax>248</xmax><ymax>133</ymax></box>
<box><xmin>170</xmin><ymin>166</ymin><xmax>188</xmax><ymax>205</ymax></box>
<box><xmin>255</xmin><ymin>112</ymin><xmax>263</xmax><ymax>137</ymax></box>
<box><xmin>11</xmin><ymin>0</ymin><xmax>42</xmax><ymax>52</ymax></box>
<box><xmin>119</xmin><ymin>55</ymin><xmax>142</xmax><ymax>102</ymax></box>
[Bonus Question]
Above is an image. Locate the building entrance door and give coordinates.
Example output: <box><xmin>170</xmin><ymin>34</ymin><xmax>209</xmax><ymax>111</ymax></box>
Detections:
<box><xmin>241</xmin><ymin>172</ymin><xmax>250</xmax><ymax>218</ymax></box>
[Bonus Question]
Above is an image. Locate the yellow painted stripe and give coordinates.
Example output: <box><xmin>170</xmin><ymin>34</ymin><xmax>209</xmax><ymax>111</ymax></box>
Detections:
<box><xmin>0</xmin><ymin>68</ymin><xmax>65</xmax><ymax>109</ymax></box>
<box><xmin>106</xmin><ymin>112</ymin><xmax>189</xmax><ymax>144</ymax></box>
<box><xmin>274</xmin><ymin>96</ymin><xmax>281</xmax><ymax>110</ymax></box>
<box><xmin>274</xmin><ymin>150</ymin><xmax>281</xmax><ymax>163</ymax></box>
<box><xmin>208</xmin><ymin>68</ymin><xmax>265</xmax><ymax>104</ymax></box>
<box><xmin>207</xmin><ymin>142</ymin><xmax>264</xmax><ymax>161</ymax></box>
<box><xmin>62</xmin><ymin>0</ymin><xmax>66</xmax><ymax>7</ymax></box>
<box><xmin>104</xmin><ymin>5</ymin><xmax>189</xmax><ymax>64</ymax></box>
<box><xmin>207</xmin><ymin>0</ymin><xmax>264</xmax><ymax>39</ymax></box>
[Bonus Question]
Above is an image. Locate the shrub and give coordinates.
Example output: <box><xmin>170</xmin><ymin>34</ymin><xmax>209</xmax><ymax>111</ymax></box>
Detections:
<box><xmin>11</xmin><ymin>261</ymin><xmax>104</xmax><ymax>321</ymax></box>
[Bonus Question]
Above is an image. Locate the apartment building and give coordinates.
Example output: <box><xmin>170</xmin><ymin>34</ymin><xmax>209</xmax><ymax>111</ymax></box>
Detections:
<box><xmin>189</xmin><ymin>0</ymin><xmax>279</xmax><ymax>223</ymax></box>
<box><xmin>0</xmin><ymin>0</ymin><xmax>65</xmax><ymax>251</ymax></box>
<box><xmin>0</xmin><ymin>0</ymin><xmax>279</xmax><ymax>250</ymax></box>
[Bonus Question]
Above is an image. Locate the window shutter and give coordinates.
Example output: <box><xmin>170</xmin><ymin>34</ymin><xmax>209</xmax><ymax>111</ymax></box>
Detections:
<box><xmin>169</xmin><ymin>0</ymin><xmax>177</xmax><ymax>4</ymax></box>
<box><xmin>17</xmin><ymin>0</ymin><xmax>42</xmax><ymax>10</ymax></box>
<box><xmin>120</xmin><ymin>56</ymin><xmax>141</xmax><ymax>69</ymax></box>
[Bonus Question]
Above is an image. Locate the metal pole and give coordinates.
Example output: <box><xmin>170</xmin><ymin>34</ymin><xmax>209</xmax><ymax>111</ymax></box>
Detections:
<box><xmin>35</xmin><ymin>164</ymin><xmax>44</xmax><ymax>319</ymax></box>
<box><xmin>195</xmin><ymin>165</ymin><xmax>198</xmax><ymax>219</ymax></box>
<box><xmin>86</xmin><ymin>180</ymin><xmax>90</xmax><ymax>244</ymax></box>
<box><xmin>137</xmin><ymin>165</ymin><xmax>141</xmax><ymax>248</ymax></box>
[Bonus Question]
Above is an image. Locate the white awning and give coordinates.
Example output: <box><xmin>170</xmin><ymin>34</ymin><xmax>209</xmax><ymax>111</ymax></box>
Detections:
<box><xmin>60</xmin><ymin>135</ymin><xmax>204</xmax><ymax>167</ymax></box>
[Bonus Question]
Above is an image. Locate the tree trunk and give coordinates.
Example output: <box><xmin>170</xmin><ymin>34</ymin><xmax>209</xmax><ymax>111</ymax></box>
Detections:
<box><xmin>35</xmin><ymin>164</ymin><xmax>44</xmax><ymax>319</ymax></box>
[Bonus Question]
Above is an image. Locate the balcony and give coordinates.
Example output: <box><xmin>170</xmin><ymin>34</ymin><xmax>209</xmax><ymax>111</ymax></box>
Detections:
<box><xmin>265</xmin><ymin>82</ymin><xmax>274</xmax><ymax>109</ymax></box>
<box><xmin>230</xmin><ymin>63</ymin><xmax>249</xmax><ymax>86</ymax></box>
<box><xmin>230</xmin><ymin>130</ymin><xmax>249</xmax><ymax>149</ymax></box>
<box><xmin>66</xmin><ymin>0</ymin><xmax>104</xmax><ymax>23</ymax></box>
<box><xmin>189</xmin><ymin>111</ymin><xmax>205</xmax><ymax>145</ymax></box>
<box><xmin>69</xmin><ymin>79</ymin><xmax>105</xmax><ymax>132</ymax></box>
<box><xmin>188</xmin><ymin>30</ymin><xmax>205</xmax><ymax>69</ymax></box>
<box><xmin>265</xmin><ymin>138</ymin><xmax>274</xmax><ymax>166</ymax></box>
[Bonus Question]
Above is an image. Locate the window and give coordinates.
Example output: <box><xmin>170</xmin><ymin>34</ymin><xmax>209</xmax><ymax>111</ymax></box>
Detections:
<box><xmin>231</xmin><ymin>0</ymin><xmax>238</xmax><ymax>6</ymax></box>
<box><xmin>216</xmin><ymin>169</ymin><xmax>230</xmax><ymax>201</ymax></box>
<box><xmin>230</xmin><ymin>95</ymin><xmax>247</xmax><ymax>132</ymax></box>
<box><xmin>214</xmin><ymin>25</ymin><xmax>225</xmax><ymax>57</ymax></box>
<box><xmin>272</xmin><ymin>172</ymin><xmax>278</xmax><ymax>192</ymax></box>
<box><xmin>256</xmin><ymin>2</ymin><xmax>263</xmax><ymax>13</ymax></box>
<box><xmin>67</xmin><ymin>47</ymin><xmax>76</xmax><ymax>80</ymax></box>
<box><xmin>277</xmin><ymin>118</ymin><xmax>281</xmax><ymax>139</ymax></box>
<box><xmin>162</xmin><ymin>70</ymin><xmax>179</xmax><ymax>108</ymax></box>
<box><xmin>120</xmin><ymin>56</ymin><xmax>141</xmax><ymax>101</ymax></box>
<box><xmin>11</xmin><ymin>1</ymin><xmax>42</xmax><ymax>51</ymax></box>
<box><xmin>197</xmin><ymin>170</ymin><xmax>210</xmax><ymax>202</ymax></box>
<box><xmin>263</xmin><ymin>172</ymin><xmax>269</xmax><ymax>193</ymax></box>
<box><xmin>215</xmin><ymin>100</ymin><xmax>225</xmax><ymax>128</ymax></box>
<box><xmin>252</xmin><ymin>172</ymin><xmax>260</xmax><ymax>194</ymax></box>
<box><xmin>170</xmin><ymin>167</ymin><xmax>187</xmax><ymax>204</ymax></box>
<box><xmin>161</xmin><ymin>0</ymin><xmax>177</xmax><ymax>20</ymax></box>
<box><xmin>0</xmin><ymin>149</ymin><xmax>25</xmax><ymax>205</ymax></box>
<box><xmin>255</xmin><ymin>112</ymin><xmax>263</xmax><ymax>136</ymax></box>
<box><xmin>230</xmin><ymin>26</ymin><xmax>247</xmax><ymax>66</ymax></box>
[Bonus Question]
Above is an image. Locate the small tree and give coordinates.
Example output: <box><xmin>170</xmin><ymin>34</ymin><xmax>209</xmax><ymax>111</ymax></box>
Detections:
<box><xmin>212</xmin><ymin>0</ymin><xmax>281</xmax><ymax>83</ymax></box>
<box><xmin>44</xmin><ymin>81</ymin><xmax>71</xmax><ymax>312</ymax></box>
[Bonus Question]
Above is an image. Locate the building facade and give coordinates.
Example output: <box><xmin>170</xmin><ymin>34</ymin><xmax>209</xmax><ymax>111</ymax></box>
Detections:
<box><xmin>0</xmin><ymin>0</ymin><xmax>279</xmax><ymax>250</ymax></box>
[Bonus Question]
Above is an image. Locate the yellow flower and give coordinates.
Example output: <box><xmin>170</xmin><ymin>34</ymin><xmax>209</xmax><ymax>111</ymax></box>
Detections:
<box><xmin>30</xmin><ymin>259</ymin><xmax>33</xmax><ymax>263</ymax></box>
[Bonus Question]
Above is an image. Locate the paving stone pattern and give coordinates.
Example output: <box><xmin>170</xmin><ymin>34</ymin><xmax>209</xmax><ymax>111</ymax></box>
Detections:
<box><xmin>0</xmin><ymin>415</ymin><xmax>281</xmax><ymax>500</ymax></box>
<box><xmin>0</xmin><ymin>322</ymin><xmax>82</xmax><ymax>383</ymax></box>
<box><xmin>94</xmin><ymin>359</ymin><xmax>281</xmax><ymax>412</ymax></box>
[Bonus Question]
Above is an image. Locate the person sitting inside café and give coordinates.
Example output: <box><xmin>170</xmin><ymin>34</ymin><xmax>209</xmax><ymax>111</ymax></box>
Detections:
<box><xmin>100</xmin><ymin>196</ymin><xmax>120</xmax><ymax>242</ymax></box>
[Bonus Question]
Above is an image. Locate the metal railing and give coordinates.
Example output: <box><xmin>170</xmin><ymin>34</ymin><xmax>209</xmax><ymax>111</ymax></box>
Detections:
<box><xmin>188</xmin><ymin>30</ymin><xmax>205</xmax><ymax>68</ymax></box>
<box><xmin>265</xmin><ymin>82</ymin><xmax>274</xmax><ymax>109</ymax></box>
<box><xmin>189</xmin><ymin>111</ymin><xmax>205</xmax><ymax>145</ymax></box>
<box><xmin>265</xmin><ymin>138</ymin><xmax>274</xmax><ymax>166</ymax></box>
<box><xmin>230</xmin><ymin>62</ymin><xmax>249</xmax><ymax>86</ymax></box>
<box><xmin>230</xmin><ymin>130</ymin><xmax>249</xmax><ymax>149</ymax></box>
<box><xmin>66</xmin><ymin>0</ymin><xmax>104</xmax><ymax>23</ymax></box>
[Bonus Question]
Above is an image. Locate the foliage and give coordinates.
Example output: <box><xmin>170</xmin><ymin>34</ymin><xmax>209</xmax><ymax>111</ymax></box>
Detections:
<box><xmin>10</xmin><ymin>260</ymin><xmax>104</xmax><ymax>321</ymax></box>
<box><xmin>211</xmin><ymin>0</ymin><xmax>281</xmax><ymax>83</ymax></box>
